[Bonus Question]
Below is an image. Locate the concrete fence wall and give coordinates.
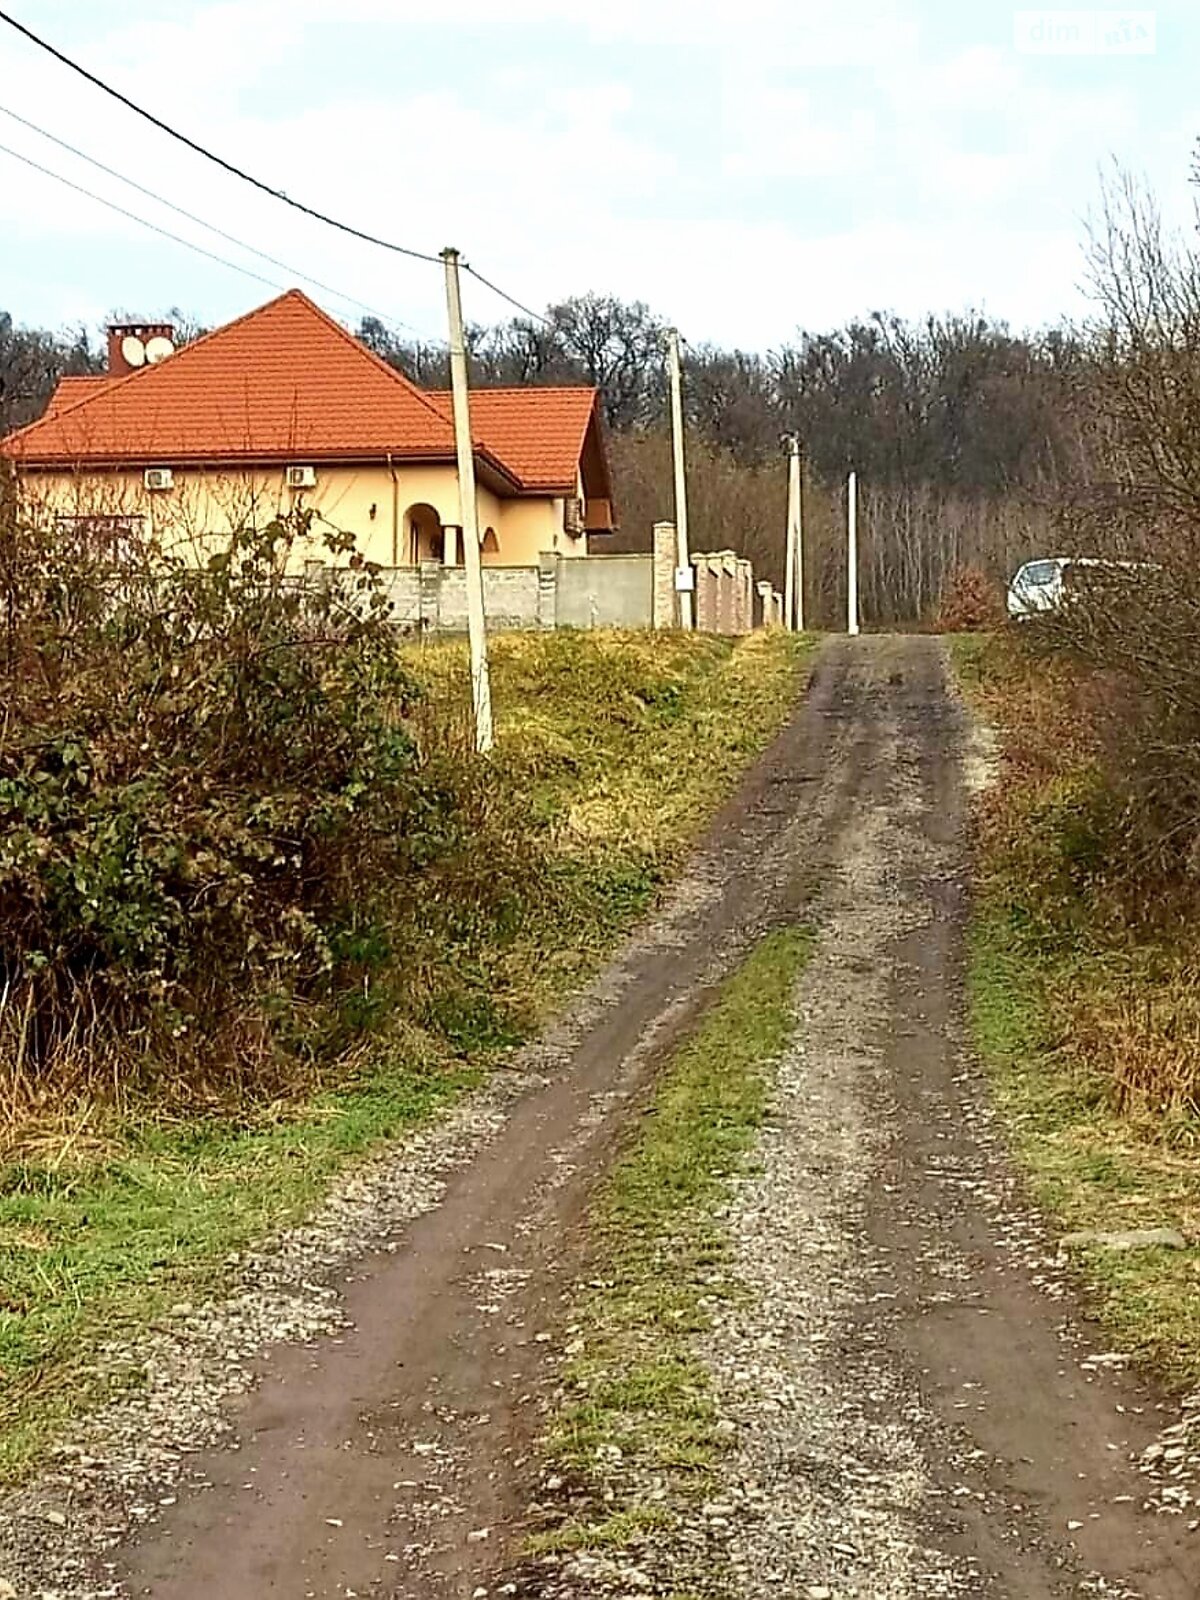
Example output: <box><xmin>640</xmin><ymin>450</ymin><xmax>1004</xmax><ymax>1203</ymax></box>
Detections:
<box><xmin>373</xmin><ymin>563</ymin><xmax>542</xmax><ymax>633</ymax></box>
<box><xmin>365</xmin><ymin>530</ymin><xmax>783</xmax><ymax>636</ymax></box>
<box><xmin>552</xmin><ymin>553</ymin><xmax>653</xmax><ymax>629</ymax></box>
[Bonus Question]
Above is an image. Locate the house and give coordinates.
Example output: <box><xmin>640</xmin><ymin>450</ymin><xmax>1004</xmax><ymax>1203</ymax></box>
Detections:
<box><xmin>0</xmin><ymin>289</ymin><xmax>616</xmax><ymax>568</ymax></box>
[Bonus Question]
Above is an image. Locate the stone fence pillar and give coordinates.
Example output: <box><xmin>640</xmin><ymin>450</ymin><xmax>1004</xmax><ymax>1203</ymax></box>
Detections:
<box><xmin>692</xmin><ymin>552</ymin><xmax>715</xmax><ymax>633</ymax></box>
<box><xmin>735</xmin><ymin>559</ymin><xmax>753</xmax><ymax>634</ymax></box>
<box><xmin>715</xmin><ymin>551</ymin><xmax>736</xmax><ymax>635</ymax></box>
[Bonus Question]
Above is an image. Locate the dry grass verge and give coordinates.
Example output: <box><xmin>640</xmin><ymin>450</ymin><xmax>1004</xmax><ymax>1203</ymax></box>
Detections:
<box><xmin>953</xmin><ymin>633</ymin><xmax>1200</xmax><ymax>1386</ymax></box>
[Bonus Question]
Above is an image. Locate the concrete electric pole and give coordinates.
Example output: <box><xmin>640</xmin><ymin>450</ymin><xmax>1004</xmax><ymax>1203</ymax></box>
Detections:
<box><xmin>441</xmin><ymin>247</ymin><xmax>494</xmax><ymax>753</ymax></box>
<box><xmin>665</xmin><ymin>329</ymin><xmax>693</xmax><ymax>630</ymax></box>
<box><xmin>847</xmin><ymin>469</ymin><xmax>860</xmax><ymax>638</ymax></box>
<box><xmin>784</xmin><ymin>434</ymin><xmax>804</xmax><ymax>632</ymax></box>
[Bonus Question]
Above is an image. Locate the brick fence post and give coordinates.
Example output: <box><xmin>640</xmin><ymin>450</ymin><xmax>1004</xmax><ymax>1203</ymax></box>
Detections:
<box><xmin>756</xmin><ymin>579</ymin><xmax>773</xmax><ymax>629</ymax></box>
<box><xmin>691</xmin><ymin>547</ymin><xmax>710</xmax><ymax>627</ymax></box>
<box><xmin>652</xmin><ymin>521</ymin><xmax>678</xmax><ymax>629</ymax></box>
<box><xmin>537</xmin><ymin>551</ymin><xmax>559</xmax><ymax>630</ymax></box>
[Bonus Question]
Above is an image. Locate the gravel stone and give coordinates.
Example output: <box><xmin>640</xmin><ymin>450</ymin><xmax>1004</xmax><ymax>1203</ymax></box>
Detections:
<box><xmin>1060</xmin><ymin>1228</ymin><xmax>1188</xmax><ymax>1253</ymax></box>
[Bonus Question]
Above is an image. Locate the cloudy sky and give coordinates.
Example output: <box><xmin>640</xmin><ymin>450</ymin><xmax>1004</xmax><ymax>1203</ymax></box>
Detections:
<box><xmin>0</xmin><ymin>2</ymin><xmax>1195</xmax><ymax>348</ymax></box>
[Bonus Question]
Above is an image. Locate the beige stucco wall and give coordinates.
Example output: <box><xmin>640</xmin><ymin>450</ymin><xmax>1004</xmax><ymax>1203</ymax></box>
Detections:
<box><xmin>17</xmin><ymin>463</ymin><xmax>586</xmax><ymax>568</ymax></box>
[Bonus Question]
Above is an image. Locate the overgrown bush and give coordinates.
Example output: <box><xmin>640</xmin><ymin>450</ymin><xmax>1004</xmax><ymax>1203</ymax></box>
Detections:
<box><xmin>0</xmin><ymin>479</ymin><xmax>531</xmax><ymax>1108</ymax></box>
<box><xmin>934</xmin><ymin>565</ymin><xmax>1005</xmax><ymax>632</ymax></box>
<box><xmin>971</xmin><ymin>639</ymin><xmax>1109</xmax><ymax>926</ymax></box>
<box><xmin>1019</xmin><ymin>175</ymin><xmax>1200</xmax><ymax>916</ymax></box>
<box><xmin>967</xmin><ymin>635</ymin><xmax>1200</xmax><ymax>1119</ymax></box>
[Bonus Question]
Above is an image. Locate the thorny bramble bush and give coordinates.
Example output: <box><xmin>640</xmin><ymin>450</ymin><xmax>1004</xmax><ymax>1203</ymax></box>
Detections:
<box><xmin>976</xmin><ymin>177</ymin><xmax>1200</xmax><ymax>1116</ymax></box>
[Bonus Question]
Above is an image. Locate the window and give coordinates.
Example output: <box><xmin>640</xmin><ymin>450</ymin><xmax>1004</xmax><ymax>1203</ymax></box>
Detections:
<box><xmin>1019</xmin><ymin>560</ymin><xmax>1059</xmax><ymax>586</ymax></box>
<box><xmin>54</xmin><ymin>514</ymin><xmax>147</xmax><ymax>563</ymax></box>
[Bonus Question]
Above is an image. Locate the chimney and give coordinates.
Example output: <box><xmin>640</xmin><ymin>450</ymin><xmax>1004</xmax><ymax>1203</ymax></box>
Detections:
<box><xmin>107</xmin><ymin>321</ymin><xmax>177</xmax><ymax>376</ymax></box>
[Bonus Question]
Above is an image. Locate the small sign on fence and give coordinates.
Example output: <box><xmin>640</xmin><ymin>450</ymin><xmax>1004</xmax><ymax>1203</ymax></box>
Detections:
<box><xmin>674</xmin><ymin>565</ymin><xmax>695</xmax><ymax>593</ymax></box>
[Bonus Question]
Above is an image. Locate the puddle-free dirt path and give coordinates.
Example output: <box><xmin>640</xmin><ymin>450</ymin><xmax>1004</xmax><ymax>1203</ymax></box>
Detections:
<box><xmin>104</xmin><ymin>640</ymin><xmax>862</xmax><ymax>1600</ymax></box>
<box><xmin>8</xmin><ymin>637</ymin><xmax>1196</xmax><ymax>1599</ymax></box>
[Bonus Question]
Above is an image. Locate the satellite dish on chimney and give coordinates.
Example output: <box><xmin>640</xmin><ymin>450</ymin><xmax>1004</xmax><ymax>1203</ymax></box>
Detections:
<box><xmin>121</xmin><ymin>334</ymin><xmax>147</xmax><ymax>369</ymax></box>
<box><xmin>144</xmin><ymin>335</ymin><xmax>176</xmax><ymax>365</ymax></box>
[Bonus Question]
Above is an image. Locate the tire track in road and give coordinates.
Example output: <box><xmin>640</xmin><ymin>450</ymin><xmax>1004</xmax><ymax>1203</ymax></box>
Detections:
<box><xmin>9</xmin><ymin>637</ymin><xmax>1195</xmax><ymax>1599</ymax></box>
<box><xmin>2</xmin><ymin>640</ymin><xmax>857</xmax><ymax>1600</ymax></box>
<box><xmin>521</xmin><ymin>637</ymin><xmax>1199</xmax><ymax>1600</ymax></box>
<box><xmin>707</xmin><ymin>638</ymin><xmax>1197</xmax><ymax>1600</ymax></box>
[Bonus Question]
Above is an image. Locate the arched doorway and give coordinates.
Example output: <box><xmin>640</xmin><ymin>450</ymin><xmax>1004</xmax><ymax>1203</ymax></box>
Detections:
<box><xmin>405</xmin><ymin>503</ymin><xmax>443</xmax><ymax>564</ymax></box>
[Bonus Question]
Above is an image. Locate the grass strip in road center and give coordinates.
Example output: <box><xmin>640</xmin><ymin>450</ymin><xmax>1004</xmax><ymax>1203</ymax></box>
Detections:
<box><xmin>520</xmin><ymin>925</ymin><xmax>814</xmax><ymax>1581</ymax></box>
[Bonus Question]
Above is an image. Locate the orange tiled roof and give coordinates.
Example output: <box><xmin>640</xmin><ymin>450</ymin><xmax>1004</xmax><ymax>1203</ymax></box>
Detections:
<box><xmin>431</xmin><ymin>388</ymin><xmax>598</xmax><ymax>492</ymax></box>
<box><xmin>5</xmin><ymin>291</ymin><xmax>603</xmax><ymax>496</ymax></box>
<box><xmin>5</xmin><ymin>290</ymin><xmax>468</xmax><ymax>471</ymax></box>
<box><xmin>45</xmin><ymin>374</ymin><xmax>118</xmax><ymax>416</ymax></box>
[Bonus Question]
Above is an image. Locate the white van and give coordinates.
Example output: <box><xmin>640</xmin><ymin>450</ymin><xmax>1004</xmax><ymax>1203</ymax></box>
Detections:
<box><xmin>1006</xmin><ymin>557</ymin><xmax>1149</xmax><ymax>620</ymax></box>
<box><xmin>1007</xmin><ymin>558</ymin><xmax>1067</xmax><ymax>619</ymax></box>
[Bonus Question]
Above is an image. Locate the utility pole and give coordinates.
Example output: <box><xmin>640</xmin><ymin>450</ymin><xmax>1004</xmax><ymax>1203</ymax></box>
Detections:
<box><xmin>784</xmin><ymin>434</ymin><xmax>804</xmax><ymax>632</ymax></box>
<box><xmin>665</xmin><ymin>329</ymin><xmax>693</xmax><ymax>629</ymax></box>
<box><xmin>441</xmin><ymin>247</ymin><xmax>494</xmax><ymax>753</ymax></box>
<box><xmin>847</xmin><ymin>469</ymin><xmax>860</xmax><ymax>637</ymax></box>
<box><xmin>795</xmin><ymin>445</ymin><xmax>806</xmax><ymax>633</ymax></box>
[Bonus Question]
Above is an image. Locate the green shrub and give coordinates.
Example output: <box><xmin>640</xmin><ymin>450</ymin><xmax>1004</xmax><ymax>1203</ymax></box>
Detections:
<box><xmin>0</xmin><ymin>484</ymin><xmax>520</xmax><ymax>1104</ymax></box>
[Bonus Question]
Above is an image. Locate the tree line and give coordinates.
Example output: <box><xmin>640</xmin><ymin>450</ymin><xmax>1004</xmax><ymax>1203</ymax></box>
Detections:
<box><xmin>358</xmin><ymin>296</ymin><xmax>1084</xmax><ymax>495</ymax></box>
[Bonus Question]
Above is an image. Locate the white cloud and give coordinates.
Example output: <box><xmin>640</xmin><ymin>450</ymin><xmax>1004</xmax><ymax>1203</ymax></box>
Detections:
<box><xmin>0</xmin><ymin>0</ymin><xmax>1192</xmax><ymax>347</ymax></box>
<box><xmin>718</xmin><ymin>87</ymin><xmax>879</xmax><ymax>180</ymax></box>
<box><xmin>267</xmin><ymin>0</ymin><xmax>922</xmax><ymax>59</ymax></box>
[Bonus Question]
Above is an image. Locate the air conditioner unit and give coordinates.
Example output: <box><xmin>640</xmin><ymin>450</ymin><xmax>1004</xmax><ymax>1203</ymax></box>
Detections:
<box><xmin>286</xmin><ymin>465</ymin><xmax>317</xmax><ymax>490</ymax></box>
<box><xmin>143</xmin><ymin>467</ymin><xmax>174</xmax><ymax>492</ymax></box>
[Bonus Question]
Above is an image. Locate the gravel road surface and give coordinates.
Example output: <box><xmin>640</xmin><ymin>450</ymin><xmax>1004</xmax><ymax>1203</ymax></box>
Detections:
<box><xmin>2</xmin><ymin>635</ymin><xmax>1195</xmax><ymax>1599</ymax></box>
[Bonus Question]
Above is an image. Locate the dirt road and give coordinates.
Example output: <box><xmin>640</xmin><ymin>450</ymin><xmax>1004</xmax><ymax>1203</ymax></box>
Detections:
<box><xmin>5</xmin><ymin>635</ymin><xmax>1196</xmax><ymax>1598</ymax></box>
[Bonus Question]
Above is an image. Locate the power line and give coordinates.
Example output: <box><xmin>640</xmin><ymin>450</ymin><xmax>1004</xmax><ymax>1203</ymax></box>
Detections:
<box><xmin>462</xmin><ymin>263</ymin><xmax>552</xmax><ymax>328</ymax></box>
<box><xmin>0</xmin><ymin>131</ymin><xmax>619</xmax><ymax>393</ymax></box>
<box><xmin>0</xmin><ymin>137</ymin><xmax>287</xmax><ymax>294</ymax></box>
<box><xmin>0</xmin><ymin>101</ymin><xmax>422</xmax><ymax>338</ymax></box>
<box><xmin>0</xmin><ymin>5</ymin><xmax>441</xmax><ymax>265</ymax></box>
<box><xmin>0</xmin><ymin>9</ymin><xmax>554</xmax><ymax>339</ymax></box>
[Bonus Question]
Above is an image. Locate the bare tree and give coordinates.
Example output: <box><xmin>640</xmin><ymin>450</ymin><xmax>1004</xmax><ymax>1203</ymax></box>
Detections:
<box><xmin>544</xmin><ymin>294</ymin><xmax>665</xmax><ymax>429</ymax></box>
<box><xmin>1027</xmin><ymin>168</ymin><xmax>1200</xmax><ymax>904</ymax></box>
<box><xmin>0</xmin><ymin>313</ymin><xmax>102</xmax><ymax>433</ymax></box>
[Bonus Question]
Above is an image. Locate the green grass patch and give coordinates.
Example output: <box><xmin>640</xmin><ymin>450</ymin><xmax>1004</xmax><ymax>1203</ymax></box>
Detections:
<box><xmin>944</xmin><ymin>631</ymin><xmax>993</xmax><ymax>690</ymax></box>
<box><xmin>956</xmin><ymin>640</ymin><xmax>1200</xmax><ymax>1388</ymax></box>
<box><xmin>0</xmin><ymin>630</ymin><xmax>812</xmax><ymax>1483</ymax></box>
<box><xmin>530</xmin><ymin>924</ymin><xmax>814</xmax><ymax>1560</ymax></box>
